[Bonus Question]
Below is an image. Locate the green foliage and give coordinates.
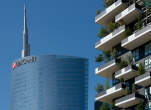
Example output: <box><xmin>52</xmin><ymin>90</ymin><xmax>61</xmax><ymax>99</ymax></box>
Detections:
<box><xmin>95</xmin><ymin>54</ymin><xmax>104</xmax><ymax>62</ymax></box>
<box><xmin>95</xmin><ymin>51</ymin><xmax>111</xmax><ymax>63</ymax></box>
<box><xmin>137</xmin><ymin>16</ymin><xmax>142</xmax><ymax>30</ymax></box>
<box><xmin>132</xmin><ymin>84</ymin><xmax>136</xmax><ymax>93</ymax></box>
<box><xmin>138</xmin><ymin>63</ymin><xmax>145</xmax><ymax>75</ymax></box>
<box><xmin>111</xmin><ymin>49</ymin><xmax>118</xmax><ymax>59</ymax></box>
<box><xmin>111</xmin><ymin>102</ymin><xmax>119</xmax><ymax>110</ymax></box>
<box><xmin>97</xmin><ymin>28</ymin><xmax>109</xmax><ymax>38</ymax></box>
<box><xmin>117</xmin><ymin>59</ymin><xmax>128</xmax><ymax>69</ymax></box>
<box><xmin>104</xmin><ymin>79</ymin><xmax>110</xmax><ymax>90</ymax></box>
<box><xmin>96</xmin><ymin>9</ymin><xmax>101</xmax><ymax>15</ymax></box>
<box><xmin>120</xmin><ymin>78</ymin><xmax>124</xmax><ymax>83</ymax></box>
<box><xmin>111</xmin><ymin>102</ymin><xmax>115</xmax><ymax>109</ymax></box>
<box><xmin>95</xmin><ymin>83</ymin><xmax>104</xmax><ymax>93</ymax></box>
<box><xmin>125</xmin><ymin>86</ymin><xmax>129</xmax><ymax>95</ymax></box>
<box><xmin>127</xmin><ymin>54</ymin><xmax>133</xmax><ymax>65</ymax></box>
<box><xmin>99</xmin><ymin>103</ymin><xmax>109</xmax><ymax>110</ymax></box>
<box><xmin>106</xmin><ymin>22</ymin><xmax>118</xmax><ymax>33</ymax></box>
<box><xmin>104</xmin><ymin>0</ymin><xmax>114</xmax><ymax>8</ymax></box>
<box><xmin>136</xmin><ymin>101</ymin><xmax>144</xmax><ymax>110</ymax></box>
<box><xmin>103</xmin><ymin>50</ymin><xmax>111</xmax><ymax>62</ymax></box>
<box><xmin>147</xmin><ymin>7</ymin><xmax>151</xmax><ymax>14</ymax></box>
<box><xmin>124</xmin><ymin>27</ymin><xmax>132</xmax><ymax>38</ymax></box>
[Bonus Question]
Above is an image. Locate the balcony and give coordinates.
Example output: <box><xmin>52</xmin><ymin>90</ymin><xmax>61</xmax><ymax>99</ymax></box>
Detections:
<box><xmin>96</xmin><ymin>83</ymin><xmax>126</xmax><ymax>104</ymax></box>
<box><xmin>95</xmin><ymin>25</ymin><xmax>125</xmax><ymax>52</ymax></box>
<box><xmin>95</xmin><ymin>59</ymin><xmax>119</xmax><ymax>79</ymax></box>
<box><xmin>115</xmin><ymin>93</ymin><xmax>143</xmax><ymax>108</ymax></box>
<box><xmin>95</xmin><ymin>0</ymin><xmax>126</xmax><ymax>26</ymax></box>
<box><xmin>115</xmin><ymin>65</ymin><xmax>138</xmax><ymax>80</ymax></box>
<box><xmin>122</xmin><ymin>24</ymin><xmax>151</xmax><ymax>50</ymax></box>
<box><xmin>115</xmin><ymin>3</ymin><xmax>141</xmax><ymax>25</ymax></box>
<box><xmin>135</xmin><ymin>72</ymin><xmax>151</xmax><ymax>87</ymax></box>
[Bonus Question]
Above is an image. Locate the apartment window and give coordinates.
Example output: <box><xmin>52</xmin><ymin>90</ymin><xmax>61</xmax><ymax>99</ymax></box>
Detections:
<box><xmin>133</xmin><ymin>49</ymin><xmax>139</xmax><ymax>61</ymax></box>
<box><xmin>145</xmin><ymin>42</ymin><xmax>151</xmax><ymax>56</ymax></box>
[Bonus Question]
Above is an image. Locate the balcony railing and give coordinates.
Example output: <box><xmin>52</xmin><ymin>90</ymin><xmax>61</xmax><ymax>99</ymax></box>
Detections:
<box><xmin>95</xmin><ymin>59</ymin><xmax>119</xmax><ymax>79</ymax></box>
<box><xmin>95</xmin><ymin>51</ymin><xmax>132</xmax><ymax>79</ymax></box>
<box><xmin>95</xmin><ymin>25</ymin><xmax>125</xmax><ymax>52</ymax></box>
<box><xmin>96</xmin><ymin>83</ymin><xmax>126</xmax><ymax>104</ymax></box>
<box><xmin>135</xmin><ymin>72</ymin><xmax>151</xmax><ymax>87</ymax></box>
<box><xmin>121</xmin><ymin>23</ymin><xmax>151</xmax><ymax>50</ymax></box>
<box><xmin>115</xmin><ymin>93</ymin><xmax>143</xmax><ymax>108</ymax></box>
<box><xmin>115</xmin><ymin>3</ymin><xmax>141</xmax><ymax>24</ymax></box>
<box><xmin>95</xmin><ymin>0</ymin><xmax>126</xmax><ymax>26</ymax></box>
<box><xmin>115</xmin><ymin>65</ymin><xmax>138</xmax><ymax>80</ymax></box>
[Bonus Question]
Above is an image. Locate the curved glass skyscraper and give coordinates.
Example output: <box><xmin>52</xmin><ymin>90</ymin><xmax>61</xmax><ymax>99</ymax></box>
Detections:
<box><xmin>11</xmin><ymin>55</ymin><xmax>88</xmax><ymax>110</ymax></box>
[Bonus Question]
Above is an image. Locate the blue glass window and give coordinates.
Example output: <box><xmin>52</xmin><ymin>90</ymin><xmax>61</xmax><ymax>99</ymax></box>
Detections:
<box><xmin>133</xmin><ymin>49</ymin><xmax>139</xmax><ymax>61</ymax></box>
<box><xmin>145</xmin><ymin>42</ymin><xmax>151</xmax><ymax>56</ymax></box>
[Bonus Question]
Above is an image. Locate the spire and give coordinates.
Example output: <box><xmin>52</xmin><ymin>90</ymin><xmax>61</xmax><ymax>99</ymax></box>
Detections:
<box><xmin>24</xmin><ymin>4</ymin><xmax>27</xmax><ymax>33</ymax></box>
<box><xmin>22</xmin><ymin>4</ymin><xmax>30</xmax><ymax>58</ymax></box>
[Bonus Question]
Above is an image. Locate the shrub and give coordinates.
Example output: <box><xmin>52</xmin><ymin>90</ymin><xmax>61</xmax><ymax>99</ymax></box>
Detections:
<box><xmin>127</xmin><ymin>54</ymin><xmax>134</xmax><ymax>65</ymax></box>
<box><xmin>111</xmin><ymin>49</ymin><xmax>118</xmax><ymax>59</ymax></box>
<box><xmin>97</xmin><ymin>28</ymin><xmax>109</xmax><ymax>38</ymax></box>
<box><xmin>137</xmin><ymin>16</ymin><xmax>142</xmax><ymax>30</ymax></box>
<box><xmin>120</xmin><ymin>78</ymin><xmax>124</xmax><ymax>83</ymax></box>
<box><xmin>95</xmin><ymin>54</ymin><xmax>104</xmax><ymax>62</ymax></box>
<box><xmin>95</xmin><ymin>83</ymin><xmax>104</xmax><ymax>93</ymax></box>
<box><xmin>104</xmin><ymin>0</ymin><xmax>114</xmax><ymax>8</ymax></box>
<box><xmin>132</xmin><ymin>84</ymin><xmax>136</xmax><ymax>93</ymax></box>
<box><xmin>125</xmin><ymin>86</ymin><xmax>129</xmax><ymax>95</ymax></box>
<box><xmin>104</xmin><ymin>79</ymin><xmax>110</xmax><ymax>90</ymax></box>
<box><xmin>96</xmin><ymin>9</ymin><xmax>101</xmax><ymax>15</ymax></box>
<box><xmin>103</xmin><ymin>50</ymin><xmax>111</xmax><ymax>62</ymax></box>
<box><xmin>117</xmin><ymin>59</ymin><xmax>128</xmax><ymax>69</ymax></box>
<box><xmin>124</xmin><ymin>27</ymin><xmax>132</xmax><ymax>38</ymax></box>
<box><xmin>138</xmin><ymin>63</ymin><xmax>145</xmax><ymax>75</ymax></box>
<box><xmin>99</xmin><ymin>103</ymin><xmax>109</xmax><ymax>110</ymax></box>
<box><xmin>106</xmin><ymin>22</ymin><xmax>118</xmax><ymax>33</ymax></box>
<box><xmin>136</xmin><ymin>101</ymin><xmax>144</xmax><ymax>110</ymax></box>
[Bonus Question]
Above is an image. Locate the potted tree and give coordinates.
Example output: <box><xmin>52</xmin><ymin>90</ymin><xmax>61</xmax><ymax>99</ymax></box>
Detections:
<box><xmin>138</xmin><ymin>63</ymin><xmax>145</xmax><ymax>76</ymax></box>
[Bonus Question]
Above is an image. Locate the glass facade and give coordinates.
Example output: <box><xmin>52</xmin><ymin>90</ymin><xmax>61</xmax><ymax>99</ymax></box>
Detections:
<box><xmin>11</xmin><ymin>55</ymin><xmax>88</xmax><ymax>110</ymax></box>
<box><xmin>145</xmin><ymin>42</ymin><xmax>151</xmax><ymax>56</ymax></box>
<box><xmin>132</xmin><ymin>41</ymin><xmax>151</xmax><ymax>61</ymax></box>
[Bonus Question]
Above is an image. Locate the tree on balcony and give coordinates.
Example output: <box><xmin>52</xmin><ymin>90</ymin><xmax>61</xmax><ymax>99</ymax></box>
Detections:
<box><xmin>100</xmin><ymin>103</ymin><xmax>110</xmax><ymax>110</ymax></box>
<box><xmin>104</xmin><ymin>50</ymin><xmax>111</xmax><ymax>62</ymax></box>
<box><xmin>124</xmin><ymin>27</ymin><xmax>132</xmax><ymax>38</ymax></box>
<box><xmin>111</xmin><ymin>49</ymin><xmax>118</xmax><ymax>59</ymax></box>
<box><xmin>132</xmin><ymin>84</ymin><xmax>136</xmax><ymax>93</ymax></box>
<box><xmin>106</xmin><ymin>22</ymin><xmax>118</xmax><ymax>33</ymax></box>
<box><xmin>117</xmin><ymin>59</ymin><xmax>128</xmax><ymax>69</ymax></box>
<box><xmin>119</xmin><ymin>78</ymin><xmax>124</xmax><ymax>83</ymax></box>
<box><xmin>127</xmin><ymin>54</ymin><xmax>134</xmax><ymax>65</ymax></box>
<box><xmin>95</xmin><ymin>51</ymin><xmax>111</xmax><ymax>63</ymax></box>
<box><xmin>96</xmin><ymin>9</ymin><xmax>101</xmax><ymax>15</ymax></box>
<box><xmin>95</xmin><ymin>83</ymin><xmax>104</xmax><ymax>93</ymax></box>
<box><xmin>111</xmin><ymin>102</ymin><xmax>120</xmax><ymax>110</ymax></box>
<box><xmin>138</xmin><ymin>63</ymin><xmax>145</xmax><ymax>75</ymax></box>
<box><xmin>137</xmin><ymin>16</ymin><xmax>142</xmax><ymax>30</ymax></box>
<box><xmin>104</xmin><ymin>79</ymin><xmax>110</xmax><ymax>90</ymax></box>
<box><xmin>136</xmin><ymin>100</ymin><xmax>144</xmax><ymax>110</ymax></box>
<box><xmin>95</xmin><ymin>54</ymin><xmax>104</xmax><ymax>62</ymax></box>
<box><xmin>97</xmin><ymin>28</ymin><xmax>109</xmax><ymax>38</ymax></box>
<box><xmin>104</xmin><ymin>0</ymin><xmax>114</xmax><ymax>8</ymax></box>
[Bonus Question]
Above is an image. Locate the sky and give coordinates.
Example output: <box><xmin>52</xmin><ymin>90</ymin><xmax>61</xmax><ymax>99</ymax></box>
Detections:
<box><xmin>0</xmin><ymin>0</ymin><xmax>106</xmax><ymax>110</ymax></box>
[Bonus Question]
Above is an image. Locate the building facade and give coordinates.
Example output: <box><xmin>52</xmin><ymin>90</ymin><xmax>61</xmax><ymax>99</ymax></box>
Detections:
<box><xmin>11</xmin><ymin>55</ymin><xmax>88</xmax><ymax>110</ymax></box>
<box><xmin>95</xmin><ymin>0</ymin><xmax>151</xmax><ymax>109</ymax></box>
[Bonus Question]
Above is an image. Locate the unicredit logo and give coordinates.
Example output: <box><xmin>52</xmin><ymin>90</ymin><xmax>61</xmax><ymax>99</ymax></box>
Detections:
<box><xmin>12</xmin><ymin>56</ymin><xmax>36</xmax><ymax>70</ymax></box>
<box><xmin>12</xmin><ymin>63</ymin><xmax>16</xmax><ymax>69</ymax></box>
